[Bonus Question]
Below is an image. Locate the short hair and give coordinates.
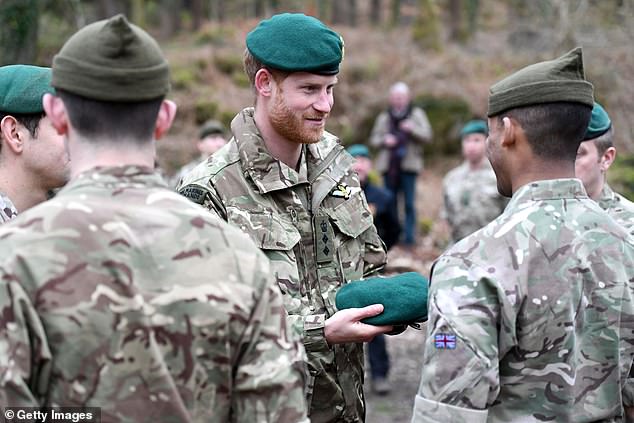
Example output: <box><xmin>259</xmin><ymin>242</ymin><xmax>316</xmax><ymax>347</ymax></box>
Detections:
<box><xmin>243</xmin><ymin>48</ymin><xmax>289</xmax><ymax>92</ymax></box>
<box><xmin>0</xmin><ymin>111</ymin><xmax>43</xmax><ymax>138</ymax></box>
<box><xmin>497</xmin><ymin>102</ymin><xmax>592</xmax><ymax>162</ymax></box>
<box><xmin>57</xmin><ymin>90</ymin><xmax>163</xmax><ymax>144</ymax></box>
<box><xmin>592</xmin><ymin>126</ymin><xmax>614</xmax><ymax>156</ymax></box>
<box><xmin>390</xmin><ymin>81</ymin><xmax>410</xmax><ymax>96</ymax></box>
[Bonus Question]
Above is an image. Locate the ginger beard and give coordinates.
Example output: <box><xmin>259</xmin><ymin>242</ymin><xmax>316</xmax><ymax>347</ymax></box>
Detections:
<box><xmin>269</xmin><ymin>85</ymin><xmax>328</xmax><ymax>145</ymax></box>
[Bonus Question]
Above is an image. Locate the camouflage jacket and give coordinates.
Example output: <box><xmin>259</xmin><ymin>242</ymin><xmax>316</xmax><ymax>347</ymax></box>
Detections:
<box><xmin>178</xmin><ymin>108</ymin><xmax>387</xmax><ymax>423</ymax></box>
<box><xmin>0</xmin><ymin>190</ymin><xmax>18</xmax><ymax>223</ymax></box>
<box><xmin>598</xmin><ymin>183</ymin><xmax>634</xmax><ymax>235</ymax></box>
<box><xmin>441</xmin><ymin>161</ymin><xmax>508</xmax><ymax>243</ymax></box>
<box><xmin>0</xmin><ymin>165</ymin><xmax>308</xmax><ymax>423</ymax></box>
<box><xmin>413</xmin><ymin>179</ymin><xmax>634</xmax><ymax>423</ymax></box>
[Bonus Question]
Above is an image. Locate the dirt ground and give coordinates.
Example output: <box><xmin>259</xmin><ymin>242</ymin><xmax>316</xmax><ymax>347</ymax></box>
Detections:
<box><xmin>363</xmin><ymin>165</ymin><xmax>452</xmax><ymax>423</ymax></box>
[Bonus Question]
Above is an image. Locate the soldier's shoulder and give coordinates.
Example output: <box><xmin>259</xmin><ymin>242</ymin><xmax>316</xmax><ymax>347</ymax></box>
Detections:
<box><xmin>178</xmin><ymin>141</ymin><xmax>240</xmax><ymax>188</ymax></box>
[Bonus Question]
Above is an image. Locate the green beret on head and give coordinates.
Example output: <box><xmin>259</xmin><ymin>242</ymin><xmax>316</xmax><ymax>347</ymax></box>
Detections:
<box><xmin>347</xmin><ymin>144</ymin><xmax>370</xmax><ymax>158</ymax></box>
<box><xmin>488</xmin><ymin>47</ymin><xmax>594</xmax><ymax>117</ymax></box>
<box><xmin>246</xmin><ymin>13</ymin><xmax>343</xmax><ymax>75</ymax></box>
<box><xmin>199</xmin><ymin>119</ymin><xmax>225</xmax><ymax>139</ymax></box>
<box><xmin>52</xmin><ymin>14</ymin><xmax>169</xmax><ymax>102</ymax></box>
<box><xmin>460</xmin><ymin>119</ymin><xmax>488</xmax><ymax>137</ymax></box>
<box><xmin>335</xmin><ymin>272</ymin><xmax>428</xmax><ymax>326</ymax></box>
<box><xmin>0</xmin><ymin>65</ymin><xmax>54</xmax><ymax>114</ymax></box>
<box><xmin>583</xmin><ymin>102</ymin><xmax>611</xmax><ymax>141</ymax></box>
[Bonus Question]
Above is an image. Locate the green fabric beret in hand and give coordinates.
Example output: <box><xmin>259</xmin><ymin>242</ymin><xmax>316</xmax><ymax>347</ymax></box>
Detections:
<box><xmin>0</xmin><ymin>65</ymin><xmax>54</xmax><ymax>114</ymax></box>
<box><xmin>335</xmin><ymin>272</ymin><xmax>429</xmax><ymax>326</ymax></box>
<box><xmin>583</xmin><ymin>102</ymin><xmax>611</xmax><ymax>141</ymax></box>
<box><xmin>246</xmin><ymin>13</ymin><xmax>344</xmax><ymax>75</ymax></box>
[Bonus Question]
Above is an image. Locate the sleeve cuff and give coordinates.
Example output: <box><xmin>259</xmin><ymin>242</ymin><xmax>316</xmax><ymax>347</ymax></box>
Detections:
<box><xmin>412</xmin><ymin>395</ymin><xmax>488</xmax><ymax>423</ymax></box>
<box><xmin>303</xmin><ymin>314</ymin><xmax>331</xmax><ymax>354</ymax></box>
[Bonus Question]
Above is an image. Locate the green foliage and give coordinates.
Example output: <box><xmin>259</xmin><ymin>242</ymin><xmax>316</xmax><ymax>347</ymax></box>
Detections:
<box><xmin>609</xmin><ymin>154</ymin><xmax>634</xmax><ymax>201</ymax></box>
<box><xmin>0</xmin><ymin>0</ymin><xmax>39</xmax><ymax>64</ymax></box>
<box><xmin>345</xmin><ymin>58</ymin><xmax>381</xmax><ymax>83</ymax></box>
<box><xmin>231</xmin><ymin>71</ymin><xmax>250</xmax><ymax>88</ymax></box>
<box><xmin>418</xmin><ymin>217</ymin><xmax>434</xmax><ymax>236</ymax></box>
<box><xmin>414</xmin><ymin>95</ymin><xmax>473</xmax><ymax>157</ymax></box>
<box><xmin>214</xmin><ymin>53</ymin><xmax>243</xmax><ymax>75</ymax></box>
<box><xmin>194</xmin><ymin>100</ymin><xmax>219</xmax><ymax>124</ymax></box>
<box><xmin>196</xmin><ymin>26</ymin><xmax>233</xmax><ymax>46</ymax></box>
<box><xmin>171</xmin><ymin>67</ymin><xmax>197</xmax><ymax>90</ymax></box>
<box><xmin>412</xmin><ymin>0</ymin><xmax>441</xmax><ymax>51</ymax></box>
<box><xmin>218</xmin><ymin>109</ymin><xmax>237</xmax><ymax>128</ymax></box>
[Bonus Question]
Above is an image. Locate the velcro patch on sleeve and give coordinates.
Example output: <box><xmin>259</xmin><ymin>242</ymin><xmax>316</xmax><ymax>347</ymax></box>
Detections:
<box><xmin>179</xmin><ymin>185</ymin><xmax>208</xmax><ymax>205</ymax></box>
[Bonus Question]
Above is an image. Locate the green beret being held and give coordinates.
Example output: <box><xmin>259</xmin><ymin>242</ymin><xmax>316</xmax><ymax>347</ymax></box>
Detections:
<box><xmin>336</xmin><ymin>272</ymin><xmax>429</xmax><ymax>326</ymax></box>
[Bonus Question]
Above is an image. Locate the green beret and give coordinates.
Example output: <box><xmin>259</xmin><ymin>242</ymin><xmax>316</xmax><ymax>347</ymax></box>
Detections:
<box><xmin>347</xmin><ymin>144</ymin><xmax>370</xmax><ymax>158</ymax></box>
<box><xmin>335</xmin><ymin>272</ymin><xmax>428</xmax><ymax>326</ymax></box>
<box><xmin>460</xmin><ymin>120</ymin><xmax>488</xmax><ymax>137</ymax></box>
<box><xmin>0</xmin><ymin>65</ymin><xmax>54</xmax><ymax>114</ymax></box>
<box><xmin>199</xmin><ymin>119</ymin><xmax>225</xmax><ymax>139</ymax></box>
<box><xmin>52</xmin><ymin>14</ymin><xmax>169</xmax><ymax>102</ymax></box>
<box><xmin>583</xmin><ymin>102</ymin><xmax>611</xmax><ymax>141</ymax></box>
<box><xmin>246</xmin><ymin>13</ymin><xmax>343</xmax><ymax>75</ymax></box>
<box><xmin>488</xmin><ymin>47</ymin><xmax>594</xmax><ymax>117</ymax></box>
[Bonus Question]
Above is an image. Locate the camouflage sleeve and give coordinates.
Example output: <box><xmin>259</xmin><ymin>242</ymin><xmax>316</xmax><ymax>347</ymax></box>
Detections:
<box><xmin>412</xmin><ymin>258</ymin><xmax>502</xmax><ymax>423</ymax></box>
<box><xmin>361</xmin><ymin>224</ymin><xmax>387</xmax><ymax>278</ymax></box>
<box><xmin>0</xmin><ymin>277</ymin><xmax>51</xmax><ymax>407</ymax></box>
<box><xmin>232</xmin><ymin>252</ymin><xmax>309</xmax><ymax>423</ymax></box>
<box><xmin>177</xmin><ymin>182</ymin><xmax>226</xmax><ymax>220</ymax></box>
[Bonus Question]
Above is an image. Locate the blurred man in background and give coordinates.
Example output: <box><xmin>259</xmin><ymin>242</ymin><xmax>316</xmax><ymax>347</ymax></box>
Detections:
<box><xmin>370</xmin><ymin>82</ymin><xmax>432</xmax><ymax>247</ymax></box>
<box><xmin>441</xmin><ymin>119</ymin><xmax>507</xmax><ymax>243</ymax></box>
<box><xmin>575</xmin><ymin>101</ymin><xmax>634</xmax><ymax>234</ymax></box>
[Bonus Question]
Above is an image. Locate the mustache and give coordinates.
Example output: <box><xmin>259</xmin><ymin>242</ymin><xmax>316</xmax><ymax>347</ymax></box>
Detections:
<box><xmin>304</xmin><ymin>113</ymin><xmax>328</xmax><ymax>120</ymax></box>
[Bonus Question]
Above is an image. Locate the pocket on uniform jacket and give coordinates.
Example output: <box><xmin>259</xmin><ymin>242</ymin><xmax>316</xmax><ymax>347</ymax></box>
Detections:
<box><xmin>226</xmin><ymin>206</ymin><xmax>300</xmax><ymax>250</ymax></box>
<box><xmin>326</xmin><ymin>192</ymin><xmax>374</xmax><ymax>238</ymax></box>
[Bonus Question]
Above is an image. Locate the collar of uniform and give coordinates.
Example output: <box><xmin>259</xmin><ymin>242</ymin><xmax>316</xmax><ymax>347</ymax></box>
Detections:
<box><xmin>597</xmin><ymin>183</ymin><xmax>616</xmax><ymax>211</ymax></box>
<box><xmin>0</xmin><ymin>190</ymin><xmax>18</xmax><ymax>222</ymax></box>
<box><xmin>64</xmin><ymin>165</ymin><xmax>167</xmax><ymax>192</ymax></box>
<box><xmin>233</xmin><ymin>107</ymin><xmax>309</xmax><ymax>194</ymax></box>
<box><xmin>510</xmin><ymin>178</ymin><xmax>588</xmax><ymax>206</ymax></box>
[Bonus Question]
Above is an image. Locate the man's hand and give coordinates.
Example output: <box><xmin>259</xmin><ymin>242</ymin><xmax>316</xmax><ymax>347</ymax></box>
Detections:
<box><xmin>384</xmin><ymin>134</ymin><xmax>398</xmax><ymax>148</ymax></box>
<box><xmin>399</xmin><ymin>119</ymin><xmax>414</xmax><ymax>133</ymax></box>
<box><xmin>324</xmin><ymin>304</ymin><xmax>393</xmax><ymax>345</ymax></box>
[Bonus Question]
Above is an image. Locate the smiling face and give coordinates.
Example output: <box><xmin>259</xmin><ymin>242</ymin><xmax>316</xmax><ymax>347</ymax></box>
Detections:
<box><xmin>267</xmin><ymin>72</ymin><xmax>337</xmax><ymax>145</ymax></box>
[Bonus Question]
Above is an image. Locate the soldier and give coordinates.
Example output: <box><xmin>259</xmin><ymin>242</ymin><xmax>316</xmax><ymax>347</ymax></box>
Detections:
<box><xmin>441</xmin><ymin>119</ymin><xmax>507</xmax><ymax>243</ymax></box>
<box><xmin>412</xmin><ymin>48</ymin><xmax>634</xmax><ymax>422</ymax></box>
<box><xmin>0</xmin><ymin>65</ymin><xmax>70</xmax><ymax>222</ymax></box>
<box><xmin>0</xmin><ymin>15</ymin><xmax>308</xmax><ymax>422</ymax></box>
<box><xmin>370</xmin><ymin>81</ymin><xmax>432</xmax><ymax>247</ymax></box>
<box><xmin>575</xmin><ymin>102</ymin><xmax>634</xmax><ymax>234</ymax></box>
<box><xmin>178</xmin><ymin>13</ymin><xmax>390</xmax><ymax>422</ymax></box>
<box><xmin>170</xmin><ymin>119</ymin><xmax>227</xmax><ymax>188</ymax></box>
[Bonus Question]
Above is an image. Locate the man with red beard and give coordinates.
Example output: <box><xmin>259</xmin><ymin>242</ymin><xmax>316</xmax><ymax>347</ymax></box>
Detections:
<box><xmin>178</xmin><ymin>13</ymin><xmax>390</xmax><ymax>423</ymax></box>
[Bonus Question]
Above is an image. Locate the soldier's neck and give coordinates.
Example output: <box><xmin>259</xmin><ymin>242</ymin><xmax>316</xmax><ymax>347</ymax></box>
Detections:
<box><xmin>254</xmin><ymin>107</ymin><xmax>302</xmax><ymax>169</ymax></box>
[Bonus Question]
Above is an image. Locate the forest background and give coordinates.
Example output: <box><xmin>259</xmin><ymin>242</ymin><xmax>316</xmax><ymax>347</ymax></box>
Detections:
<box><xmin>2</xmin><ymin>0</ymin><xmax>633</xmax><ymax>195</ymax></box>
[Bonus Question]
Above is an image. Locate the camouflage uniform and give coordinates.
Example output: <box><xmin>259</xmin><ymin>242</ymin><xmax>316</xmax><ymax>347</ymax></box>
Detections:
<box><xmin>598</xmin><ymin>183</ymin><xmax>634</xmax><ymax>235</ymax></box>
<box><xmin>178</xmin><ymin>108</ymin><xmax>387</xmax><ymax>422</ymax></box>
<box><xmin>0</xmin><ymin>165</ymin><xmax>308</xmax><ymax>423</ymax></box>
<box><xmin>441</xmin><ymin>161</ymin><xmax>508</xmax><ymax>242</ymax></box>
<box><xmin>170</xmin><ymin>158</ymin><xmax>203</xmax><ymax>189</ymax></box>
<box><xmin>413</xmin><ymin>179</ymin><xmax>634</xmax><ymax>422</ymax></box>
<box><xmin>0</xmin><ymin>191</ymin><xmax>18</xmax><ymax>223</ymax></box>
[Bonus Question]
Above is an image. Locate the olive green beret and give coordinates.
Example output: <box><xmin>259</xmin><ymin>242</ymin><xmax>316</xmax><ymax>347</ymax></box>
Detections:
<box><xmin>52</xmin><ymin>14</ymin><xmax>169</xmax><ymax>102</ymax></box>
<box><xmin>0</xmin><ymin>65</ymin><xmax>54</xmax><ymax>114</ymax></box>
<box><xmin>246</xmin><ymin>13</ymin><xmax>344</xmax><ymax>75</ymax></box>
<box><xmin>488</xmin><ymin>47</ymin><xmax>594</xmax><ymax>117</ymax></box>
<box><xmin>346</xmin><ymin>144</ymin><xmax>370</xmax><ymax>158</ymax></box>
<box><xmin>460</xmin><ymin>119</ymin><xmax>488</xmax><ymax>137</ymax></box>
<box><xmin>199</xmin><ymin>119</ymin><xmax>225</xmax><ymax>139</ymax></box>
<box><xmin>583</xmin><ymin>102</ymin><xmax>611</xmax><ymax>141</ymax></box>
<box><xmin>335</xmin><ymin>272</ymin><xmax>428</xmax><ymax>326</ymax></box>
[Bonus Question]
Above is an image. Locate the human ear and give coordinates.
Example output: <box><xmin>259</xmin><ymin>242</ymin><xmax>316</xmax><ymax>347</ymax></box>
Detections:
<box><xmin>254</xmin><ymin>68</ymin><xmax>274</xmax><ymax>97</ymax></box>
<box><xmin>154</xmin><ymin>99</ymin><xmax>177</xmax><ymax>140</ymax></box>
<box><xmin>42</xmin><ymin>93</ymin><xmax>69</xmax><ymax>136</ymax></box>
<box><xmin>0</xmin><ymin>115</ymin><xmax>24</xmax><ymax>154</ymax></box>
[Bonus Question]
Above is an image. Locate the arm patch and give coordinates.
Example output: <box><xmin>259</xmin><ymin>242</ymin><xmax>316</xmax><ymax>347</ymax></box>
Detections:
<box><xmin>179</xmin><ymin>185</ymin><xmax>208</xmax><ymax>205</ymax></box>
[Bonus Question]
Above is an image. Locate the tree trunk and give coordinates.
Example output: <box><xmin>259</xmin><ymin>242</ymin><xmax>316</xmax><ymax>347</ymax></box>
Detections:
<box><xmin>390</xmin><ymin>0</ymin><xmax>401</xmax><ymax>27</ymax></box>
<box><xmin>370</xmin><ymin>0</ymin><xmax>381</xmax><ymax>25</ymax></box>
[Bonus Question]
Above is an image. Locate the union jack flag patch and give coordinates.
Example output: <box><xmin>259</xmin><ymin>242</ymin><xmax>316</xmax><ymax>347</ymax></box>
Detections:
<box><xmin>435</xmin><ymin>333</ymin><xmax>456</xmax><ymax>349</ymax></box>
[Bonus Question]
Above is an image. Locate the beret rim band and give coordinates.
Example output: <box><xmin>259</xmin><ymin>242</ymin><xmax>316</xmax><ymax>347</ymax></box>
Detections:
<box><xmin>488</xmin><ymin>80</ymin><xmax>594</xmax><ymax>117</ymax></box>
